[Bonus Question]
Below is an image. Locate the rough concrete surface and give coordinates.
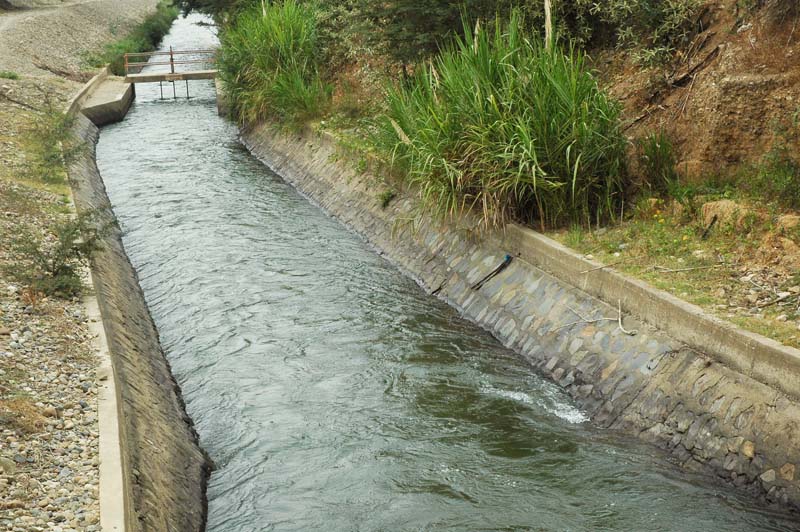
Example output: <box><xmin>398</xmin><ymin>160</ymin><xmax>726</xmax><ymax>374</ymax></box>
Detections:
<box><xmin>68</xmin><ymin>114</ymin><xmax>211</xmax><ymax>532</ymax></box>
<box><xmin>242</xmin><ymin>123</ymin><xmax>800</xmax><ymax>511</ymax></box>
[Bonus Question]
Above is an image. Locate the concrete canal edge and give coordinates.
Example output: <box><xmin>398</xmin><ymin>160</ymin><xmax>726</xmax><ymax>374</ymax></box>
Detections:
<box><xmin>65</xmin><ymin>76</ymin><xmax>211</xmax><ymax>531</ymax></box>
<box><xmin>240</xmin><ymin>122</ymin><xmax>800</xmax><ymax>510</ymax></box>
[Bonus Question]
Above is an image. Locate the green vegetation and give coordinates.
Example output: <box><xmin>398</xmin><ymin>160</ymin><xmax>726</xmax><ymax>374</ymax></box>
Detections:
<box><xmin>378</xmin><ymin>189</ymin><xmax>397</xmax><ymax>209</ymax></box>
<box><xmin>26</xmin><ymin>108</ymin><xmax>83</xmax><ymax>184</ymax></box>
<box><xmin>0</xmin><ymin>70</ymin><xmax>19</xmax><ymax>80</ymax></box>
<box><xmin>3</xmin><ymin>212</ymin><xmax>106</xmax><ymax>298</ymax></box>
<box><xmin>86</xmin><ymin>0</ymin><xmax>178</xmax><ymax>75</ymax></box>
<box><xmin>637</xmin><ymin>131</ymin><xmax>680</xmax><ymax>196</ymax></box>
<box><xmin>218</xmin><ymin>0</ymin><xmax>329</xmax><ymax>124</ymax></box>
<box><xmin>380</xmin><ymin>14</ymin><xmax>627</xmax><ymax>229</ymax></box>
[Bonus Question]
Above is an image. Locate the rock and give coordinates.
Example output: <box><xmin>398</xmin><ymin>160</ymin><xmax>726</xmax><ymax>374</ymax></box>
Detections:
<box><xmin>778</xmin><ymin>214</ymin><xmax>800</xmax><ymax>231</ymax></box>
<box><xmin>780</xmin><ymin>462</ymin><xmax>795</xmax><ymax>481</ymax></box>
<box><xmin>760</xmin><ymin>469</ymin><xmax>777</xmax><ymax>484</ymax></box>
<box><xmin>777</xmin><ymin>314</ymin><xmax>789</xmax><ymax>322</ymax></box>
<box><xmin>0</xmin><ymin>457</ymin><xmax>16</xmax><ymax>475</ymax></box>
<box><xmin>741</xmin><ymin>440</ymin><xmax>755</xmax><ymax>458</ymax></box>
<box><xmin>43</xmin><ymin>406</ymin><xmax>58</xmax><ymax>418</ymax></box>
<box><xmin>701</xmin><ymin>200</ymin><xmax>758</xmax><ymax>230</ymax></box>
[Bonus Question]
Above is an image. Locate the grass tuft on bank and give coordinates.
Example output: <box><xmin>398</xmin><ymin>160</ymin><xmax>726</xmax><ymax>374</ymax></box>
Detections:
<box><xmin>86</xmin><ymin>0</ymin><xmax>178</xmax><ymax>75</ymax></box>
<box><xmin>379</xmin><ymin>13</ymin><xmax>628</xmax><ymax>229</ymax></box>
<box><xmin>218</xmin><ymin>0</ymin><xmax>330</xmax><ymax>125</ymax></box>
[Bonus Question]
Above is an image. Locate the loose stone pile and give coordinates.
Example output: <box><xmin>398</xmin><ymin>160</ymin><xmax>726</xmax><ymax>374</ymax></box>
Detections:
<box><xmin>0</xmin><ymin>286</ymin><xmax>101</xmax><ymax>532</ymax></box>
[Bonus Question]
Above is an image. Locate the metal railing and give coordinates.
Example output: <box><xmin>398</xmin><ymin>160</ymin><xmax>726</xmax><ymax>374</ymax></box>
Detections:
<box><xmin>123</xmin><ymin>47</ymin><xmax>216</xmax><ymax>75</ymax></box>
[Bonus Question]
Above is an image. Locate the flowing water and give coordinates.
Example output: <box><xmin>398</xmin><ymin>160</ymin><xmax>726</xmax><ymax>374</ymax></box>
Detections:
<box><xmin>95</xmin><ymin>14</ymin><xmax>799</xmax><ymax>532</ymax></box>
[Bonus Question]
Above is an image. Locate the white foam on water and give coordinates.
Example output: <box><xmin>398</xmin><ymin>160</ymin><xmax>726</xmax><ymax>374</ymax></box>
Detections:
<box><xmin>481</xmin><ymin>385</ymin><xmax>589</xmax><ymax>424</ymax></box>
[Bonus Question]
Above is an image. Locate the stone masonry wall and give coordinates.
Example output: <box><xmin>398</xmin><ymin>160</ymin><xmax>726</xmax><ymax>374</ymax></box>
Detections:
<box><xmin>243</xmin><ymin>123</ymin><xmax>800</xmax><ymax>510</ymax></box>
<box><xmin>68</xmin><ymin>114</ymin><xmax>211</xmax><ymax>532</ymax></box>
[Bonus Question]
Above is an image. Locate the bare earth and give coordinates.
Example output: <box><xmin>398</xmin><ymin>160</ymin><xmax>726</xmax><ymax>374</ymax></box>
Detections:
<box><xmin>0</xmin><ymin>0</ymin><xmax>156</xmax><ymax>530</ymax></box>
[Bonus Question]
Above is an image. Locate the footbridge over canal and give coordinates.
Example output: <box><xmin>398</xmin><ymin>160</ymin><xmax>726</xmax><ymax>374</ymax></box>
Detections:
<box><xmin>73</xmin><ymin>48</ymin><xmax>217</xmax><ymax>126</ymax></box>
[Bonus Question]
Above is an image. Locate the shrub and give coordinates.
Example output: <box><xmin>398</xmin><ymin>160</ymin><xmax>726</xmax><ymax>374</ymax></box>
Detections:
<box><xmin>218</xmin><ymin>0</ymin><xmax>330</xmax><ymax>124</ymax></box>
<box><xmin>87</xmin><ymin>1</ymin><xmax>178</xmax><ymax>75</ymax></box>
<box><xmin>27</xmin><ymin>108</ymin><xmax>83</xmax><ymax>184</ymax></box>
<box><xmin>0</xmin><ymin>70</ymin><xmax>19</xmax><ymax>80</ymax></box>
<box><xmin>379</xmin><ymin>13</ymin><xmax>628</xmax><ymax>229</ymax></box>
<box><xmin>4</xmin><ymin>213</ymin><xmax>106</xmax><ymax>298</ymax></box>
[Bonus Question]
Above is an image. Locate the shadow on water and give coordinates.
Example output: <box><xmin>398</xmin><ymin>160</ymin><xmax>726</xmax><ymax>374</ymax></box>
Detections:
<box><xmin>95</xmin><ymin>13</ymin><xmax>800</xmax><ymax>532</ymax></box>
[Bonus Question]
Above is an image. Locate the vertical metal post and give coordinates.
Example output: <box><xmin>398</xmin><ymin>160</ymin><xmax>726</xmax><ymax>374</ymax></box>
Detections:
<box><xmin>170</xmin><ymin>46</ymin><xmax>175</xmax><ymax>74</ymax></box>
<box><xmin>186</xmin><ymin>79</ymin><xmax>190</xmax><ymax>99</ymax></box>
<box><xmin>172</xmin><ymin>81</ymin><xmax>176</xmax><ymax>99</ymax></box>
<box><xmin>159</xmin><ymin>81</ymin><xmax>163</xmax><ymax>100</ymax></box>
<box><xmin>124</xmin><ymin>54</ymin><xmax>128</xmax><ymax>76</ymax></box>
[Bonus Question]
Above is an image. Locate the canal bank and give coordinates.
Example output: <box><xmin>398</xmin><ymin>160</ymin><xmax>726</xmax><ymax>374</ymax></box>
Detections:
<box><xmin>240</xmin><ymin>122</ymin><xmax>800</xmax><ymax>510</ymax></box>
<box><xmin>67</xmin><ymin>112</ymin><xmax>211</xmax><ymax>532</ymax></box>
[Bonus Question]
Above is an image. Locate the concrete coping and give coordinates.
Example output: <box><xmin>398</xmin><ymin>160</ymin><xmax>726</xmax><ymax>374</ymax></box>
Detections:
<box><xmin>65</xmin><ymin>66</ymin><xmax>110</xmax><ymax>118</ymax></box>
<box><xmin>502</xmin><ymin>223</ymin><xmax>800</xmax><ymax>400</ymax></box>
<box><xmin>66</xmin><ymin>68</ymin><xmax>129</xmax><ymax>532</ymax></box>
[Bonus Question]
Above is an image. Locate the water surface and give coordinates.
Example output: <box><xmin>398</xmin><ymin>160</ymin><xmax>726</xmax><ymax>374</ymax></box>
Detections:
<box><xmin>95</xmin><ymin>14</ymin><xmax>798</xmax><ymax>532</ymax></box>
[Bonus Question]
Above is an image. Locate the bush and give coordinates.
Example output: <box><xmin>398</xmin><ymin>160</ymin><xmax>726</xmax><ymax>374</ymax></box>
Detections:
<box><xmin>0</xmin><ymin>70</ymin><xmax>19</xmax><ymax>80</ymax></box>
<box><xmin>379</xmin><ymin>12</ymin><xmax>628</xmax><ymax>229</ymax></box>
<box><xmin>218</xmin><ymin>0</ymin><xmax>330</xmax><ymax>124</ymax></box>
<box><xmin>27</xmin><ymin>109</ymin><xmax>83</xmax><ymax>184</ymax></box>
<box><xmin>87</xmin><ymin>1</ymin><xmax>178</xmax><ymax>75</ymax></box>
<box><xmin>4</xmin><ymin>213</ymin><xmax>106</xmax><ymax>298</ymax></box>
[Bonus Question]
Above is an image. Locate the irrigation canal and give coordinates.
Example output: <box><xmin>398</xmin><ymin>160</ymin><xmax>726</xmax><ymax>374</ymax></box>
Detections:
<box><xmin>95</xmin><ymin>14</ymin><xmax>799</xmax><ymax>532</ymax></box>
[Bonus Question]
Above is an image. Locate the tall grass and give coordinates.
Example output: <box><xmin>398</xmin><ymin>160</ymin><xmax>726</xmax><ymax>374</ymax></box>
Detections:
<box><xmin>87</xmin><ymin>1</ymin><xmax>178</xmax><ymax>75</ymax></box>
<box><xmin>218</xmin><ymin>0</ymin><xmax>329</xmax><ymax>125</ymax></box>
<box><xmin>379</xmin><ymin>13</ymin><xmax>628</xmax><ymax>229</ymax></box>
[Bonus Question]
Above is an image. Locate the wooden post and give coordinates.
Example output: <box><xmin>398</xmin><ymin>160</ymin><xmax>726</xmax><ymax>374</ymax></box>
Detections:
<box><xmin>544</xmin><ymin>0</ymin><xmax>553</xmax><ymax>49</ymax></box>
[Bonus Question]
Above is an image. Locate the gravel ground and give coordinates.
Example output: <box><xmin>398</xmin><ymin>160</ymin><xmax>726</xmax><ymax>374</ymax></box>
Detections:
<box><xmin>0</xmin><ymin>0</ymin><xmax>158</xmax><ymax>530</ymax></box>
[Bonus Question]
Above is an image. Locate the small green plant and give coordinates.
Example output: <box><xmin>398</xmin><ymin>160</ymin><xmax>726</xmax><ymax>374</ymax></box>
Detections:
<box><xmin>218</xmin><ymin>0</ymin><xmax>330</xmax><ymax>125</ymax></box>
<box><xmin>638</xmin><ymin>131</ymin><xmax>680</xmax><ymax>196</ymax></box>
<box><xmin>27</xmin><ymin>108</ymin><xmax>83</xmax><ymax>183</ymax></box>
<box><xmin>378</xmin><ymin>189</ymin><xmax>397</xmax><ymax>209</ymax></box>
<box><xmin>4</xmin><ymin>212</ymin><xmax>107</xmax><ymax>298</ymax></box>
<box><xmin>0</xmin><ymin>70</ymin><xmax>19</xmax><ymax>80</ymax></box>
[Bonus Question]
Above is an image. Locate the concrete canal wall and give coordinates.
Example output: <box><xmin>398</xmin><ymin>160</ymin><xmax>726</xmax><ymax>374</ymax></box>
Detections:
<box><xmin>66</xmin><ymin>111</ymin><xmax>211</xmax><ymax>531</ymax></box>
<box><xmin>242</xmin><ymin>123</ymin><xmax>800</xmax><ymax>509</ymax></box>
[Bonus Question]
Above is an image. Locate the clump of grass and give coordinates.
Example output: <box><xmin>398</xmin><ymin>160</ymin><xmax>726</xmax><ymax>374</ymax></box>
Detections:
<box><xmin>379</xmin><ymin>12</ymin><xmax>627</xmax><ymax>230</ymax></box>
<box><xmin>378</xmin><ymin>189</ymin><xmax>397</xmax><ymax>209</ymax></box>
<box><xmin>0</xmin><ymin>70</ymin><xmax>19</xmax><ymax>80</ymax></box>
<box><xmin>0</xmin><ymin>398</ymin><xmax>46</xmax><ymax>434</ymax></box>
<box><xmin>86</xmin><ymin>0</ymin><xmax>178</xmax><ymax>75</ymax></box>
<box><xmin>3</xmin><ymin>212</ymin><xmax>106</xmax><ymax>298</ymax></box>
<box><xmin>638</xmin><ymin>130</ymin><xmax>680</xmax><ymax>196</ymax></box>
<box><xmin>218</xmin><ymin>0</ymin><xmax>330</xmax><ymax>125</ymax></box>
